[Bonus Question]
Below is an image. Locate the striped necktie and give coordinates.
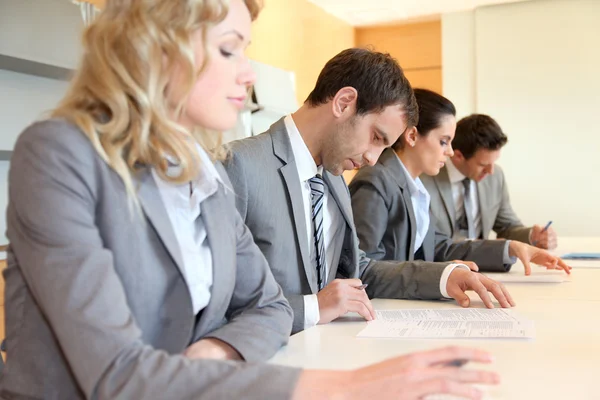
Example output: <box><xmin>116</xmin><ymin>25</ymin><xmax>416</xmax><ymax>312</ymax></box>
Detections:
<box><xmin>457</xmin><ymin>177</ymin><xmax>476</xmax><ymax>239</ymax></box>
<box><xmin>309</xmin><ymin>174</ymin><xmax>327</xmax><ymax>290</ymax></box>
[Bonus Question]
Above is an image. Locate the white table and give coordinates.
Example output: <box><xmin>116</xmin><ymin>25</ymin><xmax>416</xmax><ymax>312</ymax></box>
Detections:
<box><xmin>270</xmin><ymin>237</ymin><xmax>600</xmax><ymax>399</ymax></box>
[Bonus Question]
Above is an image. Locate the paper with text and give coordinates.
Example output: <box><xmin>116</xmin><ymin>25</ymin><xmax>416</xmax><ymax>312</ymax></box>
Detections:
<box><xmin>357</xmin><ymin>309</ymin><xmax>535</xmax><ymax>339</ymax></box>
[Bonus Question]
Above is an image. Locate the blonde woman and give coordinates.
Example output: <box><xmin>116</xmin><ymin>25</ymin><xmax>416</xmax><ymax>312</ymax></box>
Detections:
<box><xmin>1</xmin><ymin>1</ymin><xmax>499</xmax><ymax>399</ymax></box>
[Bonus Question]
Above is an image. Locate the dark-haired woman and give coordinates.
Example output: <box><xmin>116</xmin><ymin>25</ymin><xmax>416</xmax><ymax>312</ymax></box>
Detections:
<box><xmin>349</xmin><ymin>88</ymin><xmax>569</xmax><ymax>278</ymax></box>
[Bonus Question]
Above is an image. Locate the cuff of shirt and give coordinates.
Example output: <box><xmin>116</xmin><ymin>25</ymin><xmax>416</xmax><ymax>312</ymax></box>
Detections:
<box><xmin>503</xmin><ymin>240</ymin><xmax>517</xmax><ymax>265</ymax></box>
<box><xmin>303</xmin><ymin>294</ymin><xmax>320</xmax><ymax>329</ymax></box>
<box><xmin>440</xmin><ymin>263</ymin><xmax>471</xmax><ymax>298</ymax></box>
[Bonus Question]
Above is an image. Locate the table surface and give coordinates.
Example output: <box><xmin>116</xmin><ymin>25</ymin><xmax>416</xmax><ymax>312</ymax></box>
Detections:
<box><xmin>269</xmin><ymin>237</ymin><xmax>600</xmax><ymax>399</ymax></box>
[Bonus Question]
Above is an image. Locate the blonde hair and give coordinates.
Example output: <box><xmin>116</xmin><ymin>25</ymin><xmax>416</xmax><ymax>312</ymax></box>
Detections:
<box><xmin>52</xmin><ymin>0</ymin><xmax>261</xmax><ymax>199</ymax></box>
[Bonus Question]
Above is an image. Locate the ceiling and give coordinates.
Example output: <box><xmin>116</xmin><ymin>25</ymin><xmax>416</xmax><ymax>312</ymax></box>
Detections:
<box><xmin>307</xmin><ymin>0</ymin><xmax>533</xmax><ymax>26</ymax></box>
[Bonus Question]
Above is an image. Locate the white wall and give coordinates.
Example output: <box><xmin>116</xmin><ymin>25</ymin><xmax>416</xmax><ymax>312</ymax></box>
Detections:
<box><xmin>0</xmin><ymin>70</ymin><xmax>70</xmax><ymax>150</ymax></box>
<box><xmin>443</xmin><ymin>0</ymin><xmax>600</xmax><ymax>237</ymax></box>
<box><xmin>0</xmin><ymin>0</ymin><xmax>82</xmax><ymax>242</ymax></box>
<box><xmin>0</xmin><ymin>0</ymin><xmax>82</xmax><ymax>67</ymax></box>
<box><xmin>442</xmin><ymin>10</ymin><xmax>476</xmax><ymax>119</ymax></box>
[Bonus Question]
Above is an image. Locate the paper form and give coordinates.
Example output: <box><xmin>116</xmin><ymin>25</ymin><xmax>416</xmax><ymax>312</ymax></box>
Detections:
<box><xmin>357</xmin><ymin>309</ymin><xmax>535</xmax><ymax>339</ymax></box>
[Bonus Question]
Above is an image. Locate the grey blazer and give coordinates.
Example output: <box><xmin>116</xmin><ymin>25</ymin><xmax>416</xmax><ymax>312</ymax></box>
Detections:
<box><xmin>421</xmin><ymin>164</ymin><xmax>531</xmax><ymax>244</ymax></box>
<box><xmin>0</xmin><ymin>120</ymin><xmax>300</xmax><ymax>399</ymax></box>
<box><xmin>349</xmin><ymin>148</ymin><xmax>510</xmax><ymax>272</ymax></box>
<box><xmin>223</xmin><ymin>118</ymin><xmax>450</xmax><ymax>334</ymax></box>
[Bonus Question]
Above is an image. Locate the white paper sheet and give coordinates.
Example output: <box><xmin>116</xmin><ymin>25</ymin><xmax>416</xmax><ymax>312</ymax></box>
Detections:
<box><xmin>357</xmin><ymin>309</ymin><xmax>535</xmax><ymax>339</ymax></box>
<box><xmin>483</xmin><ymin>272</ymin><xmax>570</xmax><ymax>283</ymax></box>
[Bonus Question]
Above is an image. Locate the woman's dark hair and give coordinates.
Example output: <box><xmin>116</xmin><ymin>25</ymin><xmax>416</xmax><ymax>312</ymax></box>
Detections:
<box><xmin>392</xmin><ymin>88</ymin><xmax>455</xmax><ymax>150</ymax></box>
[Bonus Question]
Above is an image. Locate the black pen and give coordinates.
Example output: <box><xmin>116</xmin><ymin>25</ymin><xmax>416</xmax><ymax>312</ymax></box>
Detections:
<box><xmin>444</xmin><ymin>359</ymin><xmax>468</xmax><ymax>367</ymax></box>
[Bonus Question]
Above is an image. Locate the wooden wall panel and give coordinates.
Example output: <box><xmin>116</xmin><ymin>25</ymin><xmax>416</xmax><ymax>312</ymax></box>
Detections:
<box><xmin>405</xmin><ymin>68</ymin><xmax>443</xmax><ymax>94</ymax></box>
<box><xmin>355</xmin><ymin>20</ymin><xmax>443</xmax><ymax>95</ymax></box>
<box><xmin>356</xmin><ymin>21</ymin><xmax>441</xmax><ymax>70</ymax></box>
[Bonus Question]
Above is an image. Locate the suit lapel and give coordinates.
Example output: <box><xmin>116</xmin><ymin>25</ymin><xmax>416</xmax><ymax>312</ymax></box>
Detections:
<box><xmin>380</xmin><ymin>149</ymin><xmax>416</xmax><ymax>259</ymax></box>
<box><xmin>323</xmin><ymin>173</ymin><xmax>353</xmax><ymax>231</ymax></box>
<box><xmin>422</xmin><ymin>224</ymin><xmax>436</xmax><ymax>261</ymax></box>
<box><xmin>194</xmin><ymin>189</ymin><xmax>229</xmax><ymax>334</ymax></box>
<box><xmin>136</xmin><ymin>169</ymin><xmax>186</xmax><ymax>280</ymax></box>
<box><xmin>476</xmin><ymin>180</ymin><xmax>490</xmax><ymax>239</ymax></box>
<box><xmin>435</xmin><ymin>166</ymin><xmax>457</xmax><ymax>232</ymax></box>
<box><xmin>271</xmin><ymin>120</ymin><xmax>318</xmax><ymax>294</ymax></box>
<box><xmin>396</xmin><ymin>172</ymin><xmax>417</xmax><ymax>259</ymax></box>
<box><xmin>323</xmin><ymin>173</ymin><xmax>354</xmax><ymax>282</ymax></box>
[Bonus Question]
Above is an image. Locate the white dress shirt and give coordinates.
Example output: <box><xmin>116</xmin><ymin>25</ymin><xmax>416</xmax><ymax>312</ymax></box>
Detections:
<box><xmin>445</xmin><ymin>159</ymin><xmax>514</xmax><ymax>264</ymax></box>
<box><xmin>152</xmin><ymin>145</ymin><xmax>222</xmax><ymax>315</ymax></box>
<box><xmin>284</xmin><ymin>115</ymin><xmax>345</xmax><ymax>329</ymax></box>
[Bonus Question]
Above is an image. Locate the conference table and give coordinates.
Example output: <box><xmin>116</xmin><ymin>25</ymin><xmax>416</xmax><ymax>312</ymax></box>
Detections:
<box><xmin>269</xmin><ymin>237</ymin><xmax>600</xmax><ymax>399</ymax></box>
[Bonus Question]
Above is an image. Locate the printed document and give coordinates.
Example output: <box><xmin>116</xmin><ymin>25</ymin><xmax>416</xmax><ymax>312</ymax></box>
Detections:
<box><xmin>357</xmin><ymin>308</ymin><xmax>535</xmax><ymax>339</ymax></box>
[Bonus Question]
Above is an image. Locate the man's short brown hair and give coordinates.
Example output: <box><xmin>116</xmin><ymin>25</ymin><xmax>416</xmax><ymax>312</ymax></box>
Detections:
<box><xmin>305</xmin><ymin>48</ymin><xmax>418</xmax><ymax>127</ymax></box>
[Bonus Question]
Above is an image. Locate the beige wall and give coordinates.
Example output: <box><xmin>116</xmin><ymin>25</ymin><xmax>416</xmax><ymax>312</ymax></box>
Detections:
<box><xmin>355</xmin><ymin>20</ymin><xmax>442</xmax><ymax>94</ymax></box>
<box><xmin>248</xmin><ymin>0</ymin><xmax>355</xmax><ymax>105</ymax></box>
<box><xmin>441</xmin><ymin>11</ymin><xmax>476</xmax><ymax>119</ymax></box>
<box><xmin>443</xmin><ymin>0</ymin><xmax>600</xmax><ymax>236</ymax></box>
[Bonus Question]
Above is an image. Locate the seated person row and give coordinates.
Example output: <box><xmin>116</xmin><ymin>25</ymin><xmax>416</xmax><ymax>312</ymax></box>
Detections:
<box><xmin>349</xmin><ymin>89</ymin><xmax>568</xmax><ymax>277</ymax></box>
<box><xmin>0</xmin><ymin>1</ymin><xmax>498</xmax><ymax>399</ymax></box>
<box><xmin>421</xmin><ymin>113</ymin><xmax>557</xmax><ymax>250</ymax></box>
<box><xmin>221</xmin><ymin>48</ymin><xmax>571</xmax><ymax>334</ymax></box>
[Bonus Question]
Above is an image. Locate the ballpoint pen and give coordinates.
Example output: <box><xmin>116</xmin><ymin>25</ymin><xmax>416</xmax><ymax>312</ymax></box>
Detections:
<box><xmin>532</xmin><ymin>220</ymin><xmax>552</xmax><ymax>246</ymax></box>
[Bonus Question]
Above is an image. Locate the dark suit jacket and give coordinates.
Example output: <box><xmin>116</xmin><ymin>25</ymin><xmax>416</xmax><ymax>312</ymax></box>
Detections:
<box><xmin>223</xmin><ymin>118</ymin><xmax>452</xmax><ymax>334</ymax></box>
<box><xmin>349</xmin><ymin>148</ymin><xmax>511</xmax><ymax>272</ymax></box>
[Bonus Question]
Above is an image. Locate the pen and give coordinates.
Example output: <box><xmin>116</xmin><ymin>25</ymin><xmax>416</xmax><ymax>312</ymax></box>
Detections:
<box><xmin>444</xmin><ymin>359</ymin><xmax>468</xmax><ymax>368</ymax></box>
<box><xmin>354</xmin><ymin>283</ymin><xmax>368</xmax><ymax>290</ymax></box>
<box><xmin>532</xmin><ymin>220</ymin><xmax>552</xmax><ymax>246</ymax></box>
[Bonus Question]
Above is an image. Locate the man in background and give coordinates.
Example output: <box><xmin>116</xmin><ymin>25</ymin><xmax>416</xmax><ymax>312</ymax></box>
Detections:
<box><xmin>422</xmin><ymin>114</ymin><xmax>557</xmax><ymax>250</ymax></box>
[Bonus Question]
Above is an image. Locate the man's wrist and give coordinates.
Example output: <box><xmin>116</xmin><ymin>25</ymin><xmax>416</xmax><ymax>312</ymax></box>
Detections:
<box><xmin>440</xmin><ymin>263</ymin><xmax>470</xmax><ymax>298</ymax></box>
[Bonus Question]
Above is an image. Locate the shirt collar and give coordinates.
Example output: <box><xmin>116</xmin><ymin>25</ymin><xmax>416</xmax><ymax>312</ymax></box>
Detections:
<box><xmin>162</xmin><ymin>143</ymin><xmax>224</xmax><ymax>203</ymax></box>
<box><xmin>284</xmin><ymin>114</ymin><xmax>323</xmax><ymax>181</ymax></box>
<box><xmin>194</xmin><ymin>143</ymin><xmax>224</xmax><ymax>198</ymax></box>
<box><xmin>395</xmin><ymin>153</ymin><xmax>428</xmax><ymax>197</ymax></box>
<box><xmin>445</xmin><ymin>158</ymin><xmax>467</xmax><ymax>184</ymax></box>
